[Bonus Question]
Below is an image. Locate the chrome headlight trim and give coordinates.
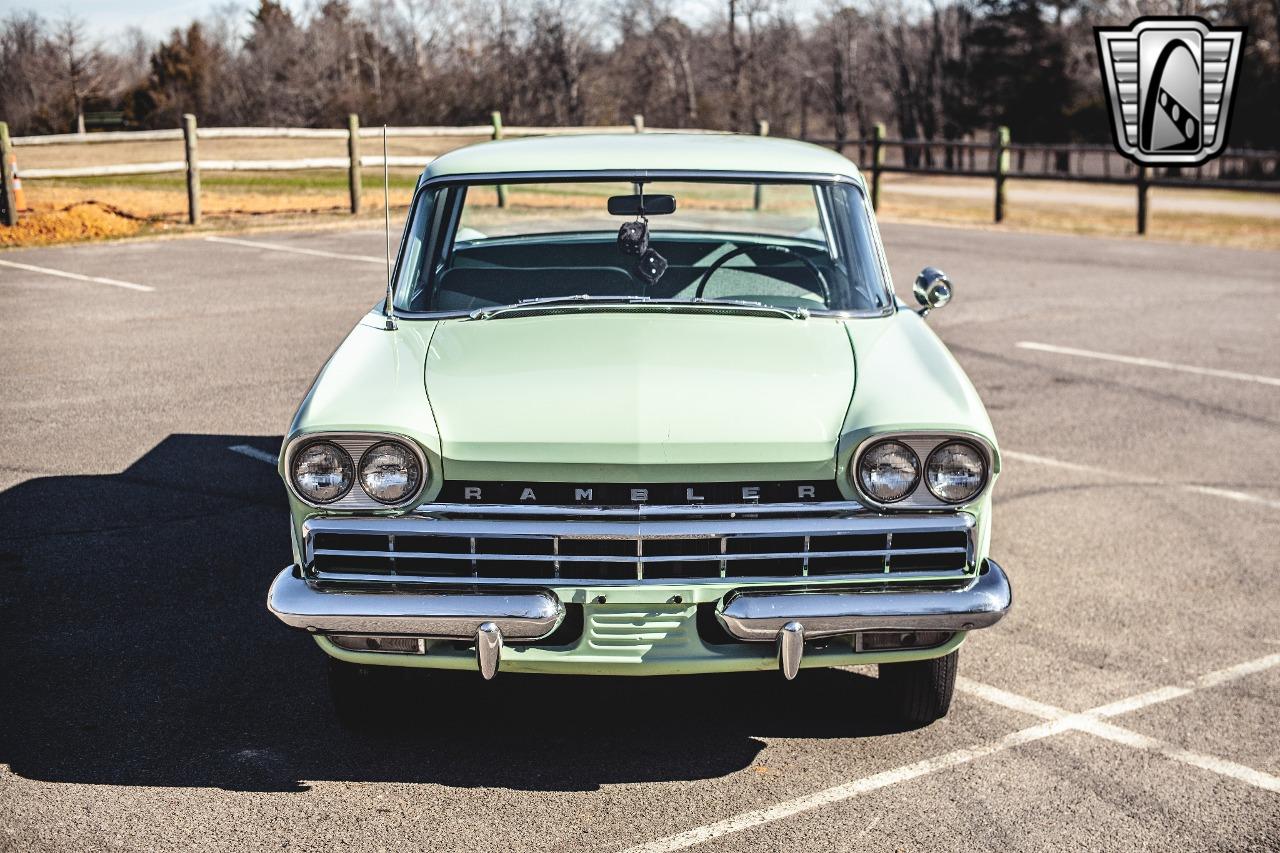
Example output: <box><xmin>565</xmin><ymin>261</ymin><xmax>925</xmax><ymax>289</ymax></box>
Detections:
<box><xmin>850</xmin><ymin>431</ymin><xmax>995</xmax><ymax>510</ymax></box>
<box><xmin>855</xmin><ymin>439</ymin><xmax>921</xmax><ymax>504</ymax></box>
<box><xmin>358</xmin><ymin>440</ymin><xmax>425</xmax><ymax>505</ymax></box>
<box><xmin>289</xmin><ymin>440</ymin><xmax>355</xmax><ymax>505</ymax></box>
<box><xmin>924</xmin><ymin>439</ymin><xmax>989</xmax><ymax>504</ymax></box>
<box><xmin>283</xmin><ymin>431</ymin><xmax>430</xmax><ymax>510</ymax></box>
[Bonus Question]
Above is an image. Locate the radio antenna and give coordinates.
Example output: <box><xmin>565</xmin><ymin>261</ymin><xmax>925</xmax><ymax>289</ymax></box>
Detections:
<box><xmin>382</xmin><ymin>123</ymin><xmax>397</xmax><ymax>331</ymax></box>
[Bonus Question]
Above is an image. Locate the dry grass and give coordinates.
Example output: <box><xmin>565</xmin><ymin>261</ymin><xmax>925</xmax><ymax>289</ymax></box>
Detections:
<box><xmin>877</xmin><ymin>189</ymin><xmax>1280</xmax><ymax>251</ymax></box>
<box><xmin>0</xmin><ymin>203</ymin><xmax>141</xmax><ymax>247</ymax></box>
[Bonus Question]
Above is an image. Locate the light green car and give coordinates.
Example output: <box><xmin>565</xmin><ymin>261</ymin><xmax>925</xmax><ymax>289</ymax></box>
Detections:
<box><xmin>267</xmin><ymin>133</ymin><xmax>1011</xmax><ymax>728</ymax></box>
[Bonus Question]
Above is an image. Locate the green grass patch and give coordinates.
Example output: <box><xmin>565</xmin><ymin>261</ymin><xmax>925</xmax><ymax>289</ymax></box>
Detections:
<box><xmin>43</xmin><ymin>168</ymin><xmax>423</xmax><ymax>194</ymax></box>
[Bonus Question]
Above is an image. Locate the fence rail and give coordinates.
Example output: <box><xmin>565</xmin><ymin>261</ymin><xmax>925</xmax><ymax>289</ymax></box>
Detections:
<box><xmin>0</xmin><ymin>113</ymin><xmax>1276</xmax><ymax>231</ymax></box>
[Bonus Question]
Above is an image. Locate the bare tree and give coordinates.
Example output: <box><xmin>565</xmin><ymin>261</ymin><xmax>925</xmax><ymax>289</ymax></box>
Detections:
<box><xmin>50</xmin><ymin>15</ymin><xmax>104</xmax><ymax>134</ymax></box>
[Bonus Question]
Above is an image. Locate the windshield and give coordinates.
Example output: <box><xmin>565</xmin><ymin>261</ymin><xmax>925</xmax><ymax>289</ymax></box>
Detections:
<box><xmin>392</xmin><ymin>177</ymin><xmax>892</xmax><ymax>316</ymax></box>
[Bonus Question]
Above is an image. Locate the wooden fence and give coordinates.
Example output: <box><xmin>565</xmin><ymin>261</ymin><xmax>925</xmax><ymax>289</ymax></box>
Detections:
<box><xmin>0</xmin><ymin>113</ymin><xmax>1276</xmax><ymax>232</ymax></box>
<box><xmin>814</xmin><ymin>123</ymin><xmax>1279</xmax><ymax>234</ymax></box>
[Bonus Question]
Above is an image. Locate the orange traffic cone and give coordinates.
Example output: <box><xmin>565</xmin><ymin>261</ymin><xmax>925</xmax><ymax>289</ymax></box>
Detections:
<box><xmin>8</xmin><ymin>152</ymin><xmax>25</xmax><ymax>212</ymax></box>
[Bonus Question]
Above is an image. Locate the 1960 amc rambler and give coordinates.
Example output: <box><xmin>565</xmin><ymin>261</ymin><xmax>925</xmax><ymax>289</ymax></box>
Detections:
<box><xmin>267</xmin><ymin>133</ymin><xmax>1011</xmax><ymax>728</ymax></box>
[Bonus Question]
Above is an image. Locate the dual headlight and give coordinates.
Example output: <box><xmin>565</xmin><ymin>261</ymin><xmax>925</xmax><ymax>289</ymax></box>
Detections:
<box><xmin>856</xmin><ymin>439</ymin><xmax>986</xmax><ymax>505</ymax></box>
<box><xmin>291</xmin><ymin>439</ymin><xmax>423</xmax><ymax>506</ymax></box>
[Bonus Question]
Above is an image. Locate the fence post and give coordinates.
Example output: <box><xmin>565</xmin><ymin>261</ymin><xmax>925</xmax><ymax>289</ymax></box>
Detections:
<box><xmin>870</xmin><ymin>123</ymin><xmax>884</xmax><ymax>212</ymax></box>
<box><xmin>491</xmin><ymin>110</ymin><xmax>507</xmax><ymax>208</ymax></box>
<box><xmin>182</xmin><ymin>113</ymin><xmax>200</xmax><ymax>226</ymax></box>
<box><xmin>632</xmin><ymin>114</ymin><xmax>644</xmax><ymax>133</ymax></box>
<box><xmin>993</xmin><ymin>125</ymin><xmax>1009</xmax><ymax>223</ymax></box>
<box><xmin>347</xmin><ymin>114</ymin><xmax>361</xmax><ymax>215</ymax></box>
<box><xmin>753</xmin><ymin>119</ymin><xmax>769</xmax><ymax>211</ymax></box>
<box><xmin>0</xmin><ymin>122</ymin><xmax>16</xmax><ymax>227</ymax></box>
<box><xmin>1136</xmin><ymin>165</ymin><xmax>1148</xmax><ymax>235</ymax></box>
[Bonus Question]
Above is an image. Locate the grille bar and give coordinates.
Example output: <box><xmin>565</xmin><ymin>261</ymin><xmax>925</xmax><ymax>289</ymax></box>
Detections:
<box><xmin>303</xmin><ymin>504</ymin><xmax>975</xmax><ymax>585</ymax></box>
<box><xmin>312</xmin><ymin>546</ymin><xmax>966</xmax><ymax>563</ymax></box>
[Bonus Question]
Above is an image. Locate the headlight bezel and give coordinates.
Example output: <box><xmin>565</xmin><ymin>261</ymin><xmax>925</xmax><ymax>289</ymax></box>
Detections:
<box><xmin>850</xmin><ymin>431</ymin><xmax>994</xmax><ymax>509</ymax></box>
<box><xmin>855</xmin><ymin>439</ymin><xmax>922</xmax><ymax>504</ymax></box>
<box><xmin>289</xmin><ymin>439</ymin><xmax>355</xmax><ymax>505</ymax></box>
<box><xmin>924</xmin><ymin>439</ymin><xmax>989</xmax><ymax>504</ymax></box>
<box><xmin>284</xmin><ymin>432</ymin><xmax>430</xmax><ymax>509</ymax></box>
<box><xmin>358</xmin><ymin>440</ymin><xmax>425</xmax><ymax>506</ymax></box>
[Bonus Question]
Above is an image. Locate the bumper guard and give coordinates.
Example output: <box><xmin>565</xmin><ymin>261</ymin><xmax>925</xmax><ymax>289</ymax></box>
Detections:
<box><xmin>716</xmin><ymin>559</ymin><xmax>1012</xmax><ymax>679</ymax></box>
<box><xmin>266</xmin><ymin>567</ymin><xmax>564</xmax><ymax>679</ymax></box>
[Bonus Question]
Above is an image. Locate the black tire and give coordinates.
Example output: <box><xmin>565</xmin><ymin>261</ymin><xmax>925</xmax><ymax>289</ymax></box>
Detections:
<box><xmin>879</xmin><ymin>649</ymin><xmax>959</xmax><ymax>726</ymax></box>
<box><xmin>327</xmin><ymin>657</ymin><xmax>394</xmax><ymax>731</ymax></box>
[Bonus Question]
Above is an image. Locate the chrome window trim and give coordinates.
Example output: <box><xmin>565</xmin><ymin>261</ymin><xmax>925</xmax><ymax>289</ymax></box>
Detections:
<box><xmin>284</xmin><ymin>431</ymin><xmax>430</xmax><ymax>511</ymax></box>
<box><xmin>389</xmin><ymin>168</ymin><xmax>896</xmax><ymax>320</ymax></box>
<box><xmin>850</xmin><ymin>431</ymin><xmax>996</xmax><ymax>511</ymax></box>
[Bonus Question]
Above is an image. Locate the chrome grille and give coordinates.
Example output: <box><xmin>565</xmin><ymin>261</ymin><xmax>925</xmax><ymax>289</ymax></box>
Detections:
<box><xmin>303</xmin><ymin>503</ymin><xmax>974</xmax><ymax>585</ymax></box>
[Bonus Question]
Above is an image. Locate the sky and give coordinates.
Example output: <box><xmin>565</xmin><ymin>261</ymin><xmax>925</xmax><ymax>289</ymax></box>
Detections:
<box><xmin>0</xmin><ymin>0</ymin><xmax>222</xmax><ymax>39</ymax></box>
<box><xmin>0</xmin><ymin>0</ymin><xmax>828</xmax><ymax>43</ymax></box>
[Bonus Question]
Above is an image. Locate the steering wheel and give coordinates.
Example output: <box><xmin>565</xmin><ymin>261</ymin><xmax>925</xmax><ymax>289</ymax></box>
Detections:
<box><xmin>693</xmin><ymin>244</ymin><xmax>830</xmax><ymax>304</ymax></box>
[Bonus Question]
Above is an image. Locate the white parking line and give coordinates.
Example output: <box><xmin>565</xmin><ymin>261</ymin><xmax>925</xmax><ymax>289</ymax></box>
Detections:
<box><xmin>960</xmin><ymin>669</ymin><xmax>1280</xmax><ymax>794</ymax></box>
<box><xmin>620</xmin><ymin>652</ymin><xmax>1280</xmax><ymax>853</ymax></box>
<box><xmin>1017</xmin><ymin>341</ymin><xmax>1280</xmax><ymax>388</ymax></box>
<box><xmin>0</xmin><ymin>258</ymin><xmax>155</xmax><ymax>292</ymax></box>
<box><xmin>1004</xmin><ymin>449</ymin><xmax>1280</xmax><ymax>511</ymax></box>
<box><xmin>229</xmin><ymin>444</ymin><xmax>277</xmax><ymax>465</ymax></box>
<box><xmin>621</xmin><ymin>719</ymin><xmax>1073</xmax><ymax>853</ymax></box>
<box><xmin>205</xmin><ymin>235</ymin><xmax>384</xmax><ymax>264</ymax></box>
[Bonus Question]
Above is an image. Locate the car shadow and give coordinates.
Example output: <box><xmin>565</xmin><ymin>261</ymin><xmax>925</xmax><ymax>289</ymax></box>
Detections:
<box><xmin>0</xmin><ymin>434</ymin><xmax>911</xmax><ymax>793</ymax></box>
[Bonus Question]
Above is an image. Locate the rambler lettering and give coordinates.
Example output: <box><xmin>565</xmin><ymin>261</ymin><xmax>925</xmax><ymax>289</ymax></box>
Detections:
<box><xmin>435</xmin><ymin>481</ymin><xmax>844</xmax><ymax>505</ymax></box>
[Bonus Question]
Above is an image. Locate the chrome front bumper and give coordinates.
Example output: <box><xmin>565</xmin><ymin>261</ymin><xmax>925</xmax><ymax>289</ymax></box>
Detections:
<box><xmin>716</xmin><ymin>559</ymin><xmax>1012</xmax><ymax>678</ymax></box>
<box><xmin>267</xmin><ymin>567</ymin><xmax>564</xmax><ymax>678</ymax></box>
<box><xmin>267</xmin><ymin>558</ymin><xmax>1010</xmax><ymax>682</ymax></box>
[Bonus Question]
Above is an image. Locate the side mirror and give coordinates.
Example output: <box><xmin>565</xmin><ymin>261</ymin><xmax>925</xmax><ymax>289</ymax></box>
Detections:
<box><xmin>913</xmin><ymin>267</ymin><xmax>952</xmax><ymax>317</ymax></box>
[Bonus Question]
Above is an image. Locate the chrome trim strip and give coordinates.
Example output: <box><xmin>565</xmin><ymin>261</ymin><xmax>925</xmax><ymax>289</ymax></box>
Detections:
<box><xmin>304</xmin><ymin>512</ymin><xmax>974</xmax><ymax>540</ymax></box>
<box><xmin>266</xmin><ymin>566</ymin><xmax>564</xmax><ymax>639</ymax></box>
<box><xmin>715</xmin><ymin>559</ymin><xmax>1011</xmax><ymax>641</ymax></box>
<box><xmin>311</xmin><ymin>546</ymin><xmax>966</xmax><ymax>564</ymax></box>
<box><xmin>308</xmin><ymin>567</ymin><xmax>975</xmax><ymax>588</ymax></box>
<box><xmin>414</xmin><ymin>501</ymin><xmax>870</xmax><ymax>518</ymax></box>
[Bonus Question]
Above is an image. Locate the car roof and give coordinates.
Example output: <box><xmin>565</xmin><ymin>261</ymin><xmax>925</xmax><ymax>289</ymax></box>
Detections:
<box><xmin>420</xmin><ymin>133</ymin><xmax>863</xmax><ymax>183</ymax></box>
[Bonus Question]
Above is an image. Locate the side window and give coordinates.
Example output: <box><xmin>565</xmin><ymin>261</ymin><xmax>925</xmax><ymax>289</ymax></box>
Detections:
<box><xmin>392</xmin><ymin>189</ymin><xmax>436</xmax><ymax>310</ymax></box>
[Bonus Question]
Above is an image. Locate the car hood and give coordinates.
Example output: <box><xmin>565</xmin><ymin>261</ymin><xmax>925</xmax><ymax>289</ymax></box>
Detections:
<box><xmin>424</xmin><ymin>311</ymin><xmax>855</xmax><ymax>482</ymax></box>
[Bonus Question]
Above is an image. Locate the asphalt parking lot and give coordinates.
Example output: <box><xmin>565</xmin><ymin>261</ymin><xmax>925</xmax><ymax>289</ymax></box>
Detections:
<box><xmin>1</xmin><ymin>220</ymin><xmax>1278</xmax><ymax>851</ymax></box>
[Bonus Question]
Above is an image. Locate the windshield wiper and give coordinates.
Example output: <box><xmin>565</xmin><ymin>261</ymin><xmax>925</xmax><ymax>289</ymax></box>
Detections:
<box><xmin>470</xmin><ymin>294</ymin><xmax>651</xmax><ymax>320</ymax></box>
<box><xmin>682</xmin><ymin>298</ymin><xmax>809</xmax><ymax>320</ymax></box>
<box><xmin>469</xmin><ymin>294</ymin><xmax>808</xmax><ymax>321</ymax></box>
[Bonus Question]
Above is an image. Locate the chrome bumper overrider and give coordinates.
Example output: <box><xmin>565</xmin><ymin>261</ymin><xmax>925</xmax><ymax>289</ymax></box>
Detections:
<box><xmin>716</xmin><ymin>559</ymin><xmax>1012</xmax><ymax>679</ymax></box>
<box><xmin>268</xmin><ymin>557</ymin><xmax>1010</xmax><ymax>682</ymax></box>
<box><xmin>266</xmin><ymin>567</ymin><xmax>564</xmax><ymax>679</ymax></box>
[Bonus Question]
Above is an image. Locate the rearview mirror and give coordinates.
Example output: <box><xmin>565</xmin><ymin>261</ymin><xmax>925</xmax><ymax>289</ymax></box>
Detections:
<box><xmin>913</xmin><ymin>267</ymin><xmax>952</xmax><ymax>317</ymax></box>
<box><xmin>607</xmin><ymin>194</ymin><xmax>676</xmax><ymax>216</ymax></box>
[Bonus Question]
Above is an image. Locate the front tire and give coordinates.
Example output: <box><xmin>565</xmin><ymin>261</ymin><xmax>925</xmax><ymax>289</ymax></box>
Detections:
<box><xmin>879</xmin><ymin>649</ymin><xmax>959</xmax><ymax>726</ymax></box>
